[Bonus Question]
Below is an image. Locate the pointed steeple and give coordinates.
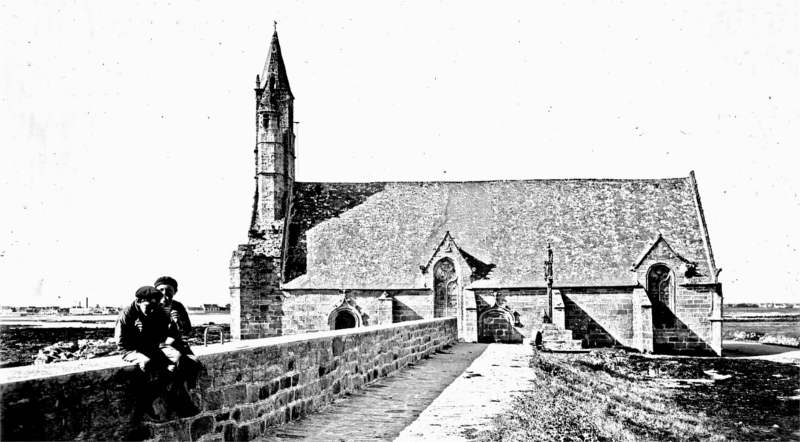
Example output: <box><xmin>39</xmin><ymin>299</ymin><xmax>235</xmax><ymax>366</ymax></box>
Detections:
<box><xmin>249</xmin><ymin>24</ymin><xmax>296</xmax><ymax>237</ymax></box>
<box><xmin>260</xmin><ymin>29</ymin><xmax>293</xmax><ymax>96</ymax></box>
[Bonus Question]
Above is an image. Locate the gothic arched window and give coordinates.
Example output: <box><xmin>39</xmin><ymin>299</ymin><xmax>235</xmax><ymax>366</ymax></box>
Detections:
<box><xmin>647</xmin><ymin>264</ymin><xmax>675</xmax><ymax>328</ymax></box>
<box><xmin>433</xmin><ymin>258</ymin><xmax>458</xmax><ymax>318</ymax></box>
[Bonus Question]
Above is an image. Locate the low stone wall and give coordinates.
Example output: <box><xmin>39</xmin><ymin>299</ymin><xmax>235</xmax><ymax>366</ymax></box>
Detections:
<box><xmin>0</xmin><ymin>318</ymin><xmax>457</xmax><ymax>441</ymax></box>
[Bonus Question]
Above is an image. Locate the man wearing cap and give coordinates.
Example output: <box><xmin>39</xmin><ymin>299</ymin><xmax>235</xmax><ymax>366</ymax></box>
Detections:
<box><xmin>115</xmin><ymin>286</ymin><xmax>175</xmax><ymax>372</ymax></box>
<box><xmin>154</xmin><ymin>276</ymin><xmax>201</xmax><ymax>413</ymax></box>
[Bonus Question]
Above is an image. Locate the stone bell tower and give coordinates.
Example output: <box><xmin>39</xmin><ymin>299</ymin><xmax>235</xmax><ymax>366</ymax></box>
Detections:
<box><xmin>230</xmin><ymin>27</ymin><xmax>295</xmax><ymax>340</ymax></box>
<box><xmin>250</xmin><ymin>27</ymin><xmax>295</xmax><ymax>236</ymax></box>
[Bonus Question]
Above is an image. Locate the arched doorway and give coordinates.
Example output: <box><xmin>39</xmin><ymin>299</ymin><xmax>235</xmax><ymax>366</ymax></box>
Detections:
<box><xmin>328</xmin><ymin>296</ymin><xmax>363</xmax><ymax>330</ymax></box>
<box><xmin>647</xmin><ymin>264</ymin><xmax>675</xmax><ymax>328</ymax></box>
<box><xmin>433</xmin><ymin>258</ymin><xmax>458</xmax><ymax>318</ymax></box>
<box><xmin>333</xmin><ymin>311</ymin><xmax>357</xmax><ymax>330</ymax></box>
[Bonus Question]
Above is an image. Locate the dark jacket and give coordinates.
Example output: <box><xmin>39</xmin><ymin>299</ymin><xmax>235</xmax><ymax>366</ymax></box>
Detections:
<box><xmin>166</xmin><ymin>300</ymin><xmax>195</xmax><ymax>356</ymax></box>
<box><xmin>115</xmin><ymin>301</ymin><xmax>174</xmax><ymax>356</ymax></box>
<box><xmin>167</xmin><ymin>300</ymin><xmax>192</xmax><ymax>337</ymax></box>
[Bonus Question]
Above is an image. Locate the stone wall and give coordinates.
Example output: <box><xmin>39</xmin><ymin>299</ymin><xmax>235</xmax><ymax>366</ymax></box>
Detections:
<box><xmin>631</xmin><ymin>288</ymin><xmax>654</xmax><ymax>353</ymax></box>
<box><xmin>281</xmin><ymin>290</ymin><xmax>395</xmax><ymax>334</ymax></box>
<box><xmin>472</xmin><ymin>289</ymin><xmax>548</xmax><ymax>339</ymax></box>
<box><xmin>230</xmin><ymin>240</ymin><xmax>284</xmax><ymax>340</ymax></box>
<box><xmin>393</xmin><ymin>291</ymin><xmax>434</xmax><ymax>323</ymax></box>
<box><xmin>562</xmin><ymin>288</ymin><xmax>635</xmax><ymax>348</ymax></box>
<box><xmin>654</xmin><ymin>284</ymin><xmax>720</xmax><ymax>355</ymax></box>
<box><xmin>0</xmin><ymin>318</ymin><xmax>457</xmax><ymax>442</ymax></box>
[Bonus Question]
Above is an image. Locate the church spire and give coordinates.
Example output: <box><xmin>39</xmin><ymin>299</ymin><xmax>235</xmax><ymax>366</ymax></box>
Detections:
<box><xmin>260</xmin><ymin>28</ymin><xmax>292</xmax><ymax>96</ymax></box>
<box><xmin>250</xmin><ymin>26</ymin><xmax>295</xmax><ymax>237</ymax></box>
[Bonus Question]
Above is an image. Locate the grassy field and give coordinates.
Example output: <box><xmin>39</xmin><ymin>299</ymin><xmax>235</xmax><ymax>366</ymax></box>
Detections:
<box><xmin>478</xmin><ymin>350</ymin><xmax>800</xmax><ymax>442</ymax></box>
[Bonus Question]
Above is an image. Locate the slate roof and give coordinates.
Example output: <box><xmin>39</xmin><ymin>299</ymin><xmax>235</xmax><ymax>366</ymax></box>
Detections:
<box><xmin>282</xmin><ymin>175</ymin><xmax>716</xmax><ymax>289</ymax></box>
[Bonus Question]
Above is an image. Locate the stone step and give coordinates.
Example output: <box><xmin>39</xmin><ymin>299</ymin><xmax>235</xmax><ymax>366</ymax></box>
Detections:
<box><xmin>541</xmin><ymin>339</ymin><xmax>588</xmax><ymax>352</ymax></box>
<box><xmin>540</xmin><ymin>329</ymin><xmax>574</xmax><ymax>341</ymax></box>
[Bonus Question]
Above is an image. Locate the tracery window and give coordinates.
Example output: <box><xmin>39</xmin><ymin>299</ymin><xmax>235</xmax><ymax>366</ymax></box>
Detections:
<box><xmin>648</xmin><ymin>264</ymin><xmax>675</xmax><ymax>328</ymax></box>
<box><xmin>433</xmin><ymin>258</ymin><xmax>458</xmax><ymax>318</ymax></box>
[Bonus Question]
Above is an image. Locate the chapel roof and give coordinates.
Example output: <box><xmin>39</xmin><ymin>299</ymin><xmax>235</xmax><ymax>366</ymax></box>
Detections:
<box><xmin>282</xmin><ymin>174</ymin><xmax>717</xmax><ymax>290</ymax></box>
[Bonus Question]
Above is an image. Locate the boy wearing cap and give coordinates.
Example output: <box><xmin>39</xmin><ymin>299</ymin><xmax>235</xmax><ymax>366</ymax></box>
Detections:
<box><xmin>154</xmin><ymin>276</ymin><xmax>201</xmax><ymax>409</ymax></box>
<box><xmin>154</xmin><ymin>276</ymin><xmax>192</xmax><ymax>338</ymax></box>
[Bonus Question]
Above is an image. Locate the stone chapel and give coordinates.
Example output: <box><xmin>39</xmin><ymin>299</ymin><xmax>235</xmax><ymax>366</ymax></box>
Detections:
<box><xmin>230</xmin><ymin>30</ymin><xmax>724</xmax><ymax>355</ymax></box>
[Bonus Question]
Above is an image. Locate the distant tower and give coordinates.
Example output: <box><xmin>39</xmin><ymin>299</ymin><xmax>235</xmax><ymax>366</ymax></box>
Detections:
<box><xmin>250</xmin><ymin>27</ymin><xmax>295</xmax><ymax>237</ymax></box>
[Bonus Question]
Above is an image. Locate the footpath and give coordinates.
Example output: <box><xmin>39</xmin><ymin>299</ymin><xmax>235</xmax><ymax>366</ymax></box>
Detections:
<box><xmin>394</xmin><ymin>343</ymin><xmax>536</xmax><ymax>441</ymax></box>
<box><xmin>255</xmin><ymin>342</ymin><xmax>536</xmax><ymax>441</ymax></box>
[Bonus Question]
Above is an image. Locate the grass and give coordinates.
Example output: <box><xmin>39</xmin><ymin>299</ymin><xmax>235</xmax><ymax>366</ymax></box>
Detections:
<box><xmin>477</xmin><ymin>349</ymin><xmax>800</xmax><ymax>442</ymax></box>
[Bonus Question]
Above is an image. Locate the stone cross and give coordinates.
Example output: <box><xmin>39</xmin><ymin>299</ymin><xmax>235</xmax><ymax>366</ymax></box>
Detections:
<box><xmin>544</xmin><ymin>243</ymin><xmax>554</xmax><ymax>322</ymax></box>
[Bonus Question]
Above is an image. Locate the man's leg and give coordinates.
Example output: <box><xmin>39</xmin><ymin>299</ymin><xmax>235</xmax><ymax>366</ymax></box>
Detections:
<box><xmin>122</xmin><ymin>351</ymin><xmax>159</xmax><ymax>421</ymax></box>
<box><xmin>160</xmin><ymin>346</ymin><xmax>200</xmax><ymax>417</ymax></box>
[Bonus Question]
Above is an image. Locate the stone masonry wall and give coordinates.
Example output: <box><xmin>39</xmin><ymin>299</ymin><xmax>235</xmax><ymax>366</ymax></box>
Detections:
<box><xmin>230</xmin><ymin>236</ymin><xmax>284</xmax><ymax>340</ymax></box>
<box><xmin>653</xmin><ymin>284</ymin><xmax>719</xmax><ymax>355</ymax></box>
<box><xmin>562</xmin><ymin>289</ymin><xmax>635</xmax><ymax>348</ymax></box>
<box><xmin>393</xmin><ymin>291</ymin><xmax>434</xmax><ymax>323</ymax></box>
<box><xmin>281</xmin><ymin>290</ymin><xmax>395</xmax><ymax>335</ymax></box>
<box><xmin>472</xmin><ymin>289</ymin><xmax>548</xmax><ymax>339</ymax></box>
<box><xmin>631</xmin><ymin>288</ymin><xmax>654</xmax><ymax>353</ymax></box>
<box><xmin>0</xmin><ymin>318</ymin><xmax>457</xmax><ymax>442</ymax></box>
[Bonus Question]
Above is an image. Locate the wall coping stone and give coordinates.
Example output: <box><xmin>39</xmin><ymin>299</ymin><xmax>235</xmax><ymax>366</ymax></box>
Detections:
<box><xmin>0</xmin><ymin>318</ymin><xmax>448</xmax><ymax>385</ymax></box>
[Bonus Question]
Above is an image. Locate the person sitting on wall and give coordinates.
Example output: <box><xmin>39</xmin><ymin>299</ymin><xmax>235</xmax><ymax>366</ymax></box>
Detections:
<box><xmin>154</xmin><ymin>276</ymin><xmax>201</xmax><ymax>415</ymax></box>
<box><xmin>115</xmin><ymin>286</ymin><xmax>176</xmax><ymax>421</ymax></box>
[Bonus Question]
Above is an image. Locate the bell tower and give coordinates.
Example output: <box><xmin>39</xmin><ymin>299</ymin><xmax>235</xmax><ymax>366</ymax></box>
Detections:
<box><xmin>231</xmin><ymin>26</ymin><xmax>295</xmax><ymax>341</ymax></box>
<box><xmin>250</xmin><ymin>26</ymin><xmax>295</xmax><ymax>236</ymax></box>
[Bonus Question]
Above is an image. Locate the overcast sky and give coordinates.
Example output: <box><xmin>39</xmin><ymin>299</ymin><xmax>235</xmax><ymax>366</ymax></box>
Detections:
<box><xmin>2</xmin><ymin>1</ymin><xmax>798</xmax><ymax>307</ymax></box>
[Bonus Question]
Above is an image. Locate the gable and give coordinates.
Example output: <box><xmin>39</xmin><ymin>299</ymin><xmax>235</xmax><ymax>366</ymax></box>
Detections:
<box><xmin>631</xmin><ymin>234</ymin><xmax>696</xmax><ymax>271</ymax></box>
<box><xmin>283</xmin><ymin>177</ymin><xmax>715</xmax><ymax>289</ymax></box>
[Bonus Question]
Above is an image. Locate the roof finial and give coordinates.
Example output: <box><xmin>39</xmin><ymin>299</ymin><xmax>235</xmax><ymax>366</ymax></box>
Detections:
<box><xmin>273</xmin><ymin>20</ymin><xmax>278</xmax><ymax>33</ymax></box>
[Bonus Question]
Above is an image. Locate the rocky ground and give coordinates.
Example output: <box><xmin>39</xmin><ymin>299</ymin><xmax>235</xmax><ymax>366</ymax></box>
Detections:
<box><xmin>725</xmin><ymin>330</ymin><xmax>800</xmax><ymax>347</ymax></box>
<box><xmin>0</xmin><ymin>324</ymin><xmax>231</xmax><ymax>368</ymax></box>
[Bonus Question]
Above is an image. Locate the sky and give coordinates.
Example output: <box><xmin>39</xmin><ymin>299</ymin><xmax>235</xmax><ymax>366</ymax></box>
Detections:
<box><xmin>2</xmin><ymin>1</ymin><xmax>798</xmax><ymax>307</ymax></box>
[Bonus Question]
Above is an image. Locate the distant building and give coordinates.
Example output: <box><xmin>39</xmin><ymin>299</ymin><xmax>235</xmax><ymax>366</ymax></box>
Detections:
<box><xmin>69</xmin><ymin>307</ymin><xmax>92</xmax><ymax>315</ymax></box>
<box><xmin>187</xmin><ymin>306</ymin><xmax>204</xmax><ymax>313</ymax></box>
<box><xmin>202</xmin><ymin>304</ymin><xmax>221</xmax><ymax>313</ymax></box>
<box><xmin>40</xmin><ymin>306</ymin><xmax>60</xmax><ymax>315</ymax></box>
<box><xmin>0</xmin><ymin>306</ymin><xmax>16</xmax><ymax>315</ymax></box>
<box><xmin>774</xmin><ymin>303</ymin><xmax>787</xmax><ymax>309</ymax></box>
